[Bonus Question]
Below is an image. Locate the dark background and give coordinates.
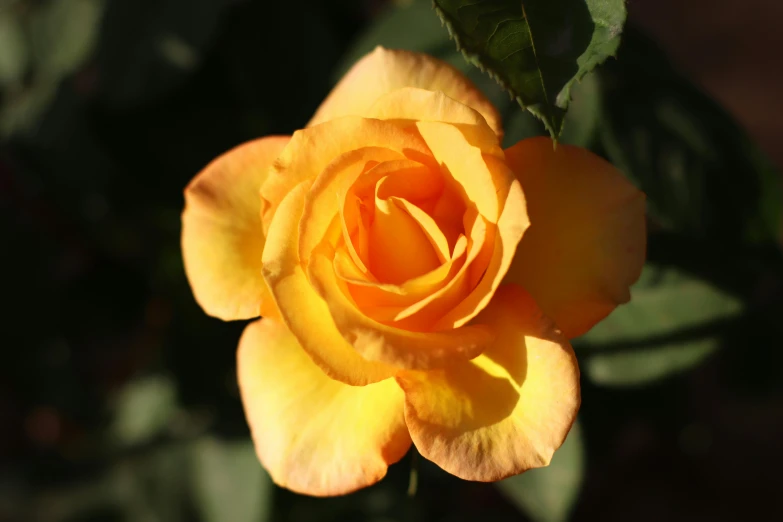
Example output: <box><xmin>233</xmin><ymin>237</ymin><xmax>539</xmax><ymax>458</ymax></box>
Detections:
<box><xmin>1</xmin><ymin>0</ymin><xmax>781</xmax><ymax>521</ymax></box>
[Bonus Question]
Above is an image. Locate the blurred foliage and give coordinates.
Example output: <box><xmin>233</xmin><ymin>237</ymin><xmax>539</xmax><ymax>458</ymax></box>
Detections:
<box><xmin>1</xmin><ymin>0</ymin><xmax>782</xmax><ymax>521</ymax></box>
<box><xmin>497</xmin><ymin>420</ymin><xmax>585</xmax><ymax>522</ymax></box>
<box><xmin>580</xmin><ymin>265</ymin><xmax>743</xmax><ymax>386</ymax></box>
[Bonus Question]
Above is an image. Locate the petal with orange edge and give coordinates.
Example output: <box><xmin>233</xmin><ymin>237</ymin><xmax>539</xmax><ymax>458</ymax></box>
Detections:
<box><xmin>182</xmin><ymin>136</ymin><xmax>289</xmax><ymax>321</ymax></box>
<box><xmin>504</xmin><ymin>137</ymin><xmax>647</xmax><ymax>338</ymax></box>
<box><xmin>396</xmin><ymin>284</ymin><xmax>580</xmax><ymax>481</ymax></box>
<box><xmin>308</xmin><ymin>47</ymin><xmax>502</xmax><ymax>136</ymax></box>
<box><xmin>262</xmin><ymin>182</ymin><xmax>397</xmax><ymax>385</ymax></box>
<box><xmin>237</xmin><ymin>318</ymin><xmax>411</xmax><ymax>496</ymax></box>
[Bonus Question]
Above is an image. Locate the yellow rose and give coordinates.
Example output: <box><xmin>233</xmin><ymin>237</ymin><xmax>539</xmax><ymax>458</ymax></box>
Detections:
<box><xmin>181</xmin><ymin>48</ymin><xmax>646</xmax><ymax>496</ymax></box>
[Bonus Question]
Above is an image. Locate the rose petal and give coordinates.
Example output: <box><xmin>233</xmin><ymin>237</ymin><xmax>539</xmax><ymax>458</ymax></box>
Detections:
<box><xmin>390</xmin><ymin>209</ymin><xmax>488</xmax><ymax>329</ymax></box>
<box><xmin>260</xmin><ymin>117</ymin><xmax>433</xmax><ymax>231</ymax></box>
<box><xmin>416</xmin><ymin>121</ymin><xmax>503</xmax><ymax>223</ymax></box>
<box><xmin>388</xmin><ymin>197</ymin><xmax>450</xmax><ymax>263</ymax></box>
<box><xmin>367</xmin><ymin>87</ymin><xmax>503</xmax><ymax>157</ymax></box>
<box><xmin>308</xmin><ymin>47</ymin><xmax>502</xmax><ymax>137</ymax></box>
<box><xmin>262</xmin><ymin>181</ymin><xmax>397</xmax><ymax>385</ymax></box>
<box><xmin>504</xmin><ymin>137</ymin><xmax>647</xmax><ymax>338</ymax></box>
<box><xmin>238</xmin><ymin>318</ymin><xmax>411</xmax><ymax>496</ymax></box>
<box><xmin>299</xmin><ymin>147</ymin><xmax>406</xmax><ymax>267</ymax></box>
<box><xmin>338</xmin><ymin>237</ymin><xmax>467</xmax><ymax>312</ymax></box>
<box><xmin>307</xmin><ymin>241</ymin><xmax>494</xmax><ymax>370</ymax></box>
<box><xmin>181</xmin><ymin>136</ymin><xmax>289</xmax><ymax>320</ymax></box>
<box><xmin>341</xmin><ymin>160</ymin><xmax>443</xmax><ymax>273</ymax></box>
<box><xmin>434</xmin><ymin>155</ymin><xmax>530</xmax><ymax>329</ymax></box>
<box><xmin>396</xmin><ymin>284</ymin><xmax>580</xmax><ymax>481</ymax></box>
<box><xmin>370</xmin><ymin>196</ymin><xmax>441</xmax><ymax>284</ymax></box>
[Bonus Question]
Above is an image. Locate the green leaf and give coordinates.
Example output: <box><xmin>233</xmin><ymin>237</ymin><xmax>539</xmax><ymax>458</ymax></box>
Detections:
<box><xmin>432</xmin><ymin>0</ymin><xmax>626</xmax><ymax>138</ymax></box>
<box><xmin>598</xmin><ymin>30</ymin><xmax>782</xmax><ymax>246</ymax></box>
<box><xmin>191</xmin><ymin>437</ymin><xmax>273</xmax><ymax>522</ymax></box>
<box><xmin>28</xmin><ymin>0</ymin><xmax>105</xmax><ymax>79</ymax></box>
<box><xmin>496</xmin><ymin>420</ymin><xmax>584</xmax><ymax>522</ymax></box>
<box><xmin>0</xmin><ymin>9</ymin><xmax>28</xmax><ymax>87</ymax></box>
<box><xmin>577</xmin><ymin>264</ymin><xmax>744</xmax><ymax>387</ymax></box>
<box><xmin>111</xmin><ymin>375</ymin><xmax>177</xmax><ymax>446</ymax></box>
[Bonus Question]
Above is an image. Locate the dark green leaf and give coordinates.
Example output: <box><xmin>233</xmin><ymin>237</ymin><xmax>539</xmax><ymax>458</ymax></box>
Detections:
<box><xmin>598</xmin><ymin>30</ymin><xmax>782</xmax><ymax>246</ymax></box>
<box><xmin>496</xmin><ymin>420</ymin><xmax>584</xmax><ymax>522</ymax></box>
<box><xmin>433</xmin><ymin>0</ymin><xmax>626</xmax><ymax>138</ymax></box>
<box><xmin>577</xmin><ymin>264</ymin><xmax>744</xmax><ymax>387</ymax></box>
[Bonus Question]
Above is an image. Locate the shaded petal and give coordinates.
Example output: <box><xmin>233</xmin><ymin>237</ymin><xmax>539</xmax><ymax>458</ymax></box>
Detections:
<box><xmin>262</xmin><ymin>182</ymin><xmax>397</xmax><ymax>385</ymax></box>
<box><xmin>308</xmin><ymin>47</ymin><xmax>502</xmax><ymax>136</ymax></box>
<box><xmin>182</xmin><ymin>136</ymin><xmax>289</xmax><ymax>320</ymax></box>
<box><xmin>416</xmin><ymin>121</ymin><xmax>503</xmax><ymax>223</ymax></box>
<box><xmin>238</xmin><ymin>318</ymin><xmax>411</xmax><ymax>496</ymax></box>
<box><xmin>396</xmin><ymin>285</ymin><xmax>580</xmax><ymax>481</ymax></box>
<box><xmin>504</xmin><ymin>137</ymin><xmax>647</xmax><ymax>338</ymax></box>
<box><xmin>435</xmin><ymin>155</ymin><xmax>530</xmax><ymax>329</ymax></box>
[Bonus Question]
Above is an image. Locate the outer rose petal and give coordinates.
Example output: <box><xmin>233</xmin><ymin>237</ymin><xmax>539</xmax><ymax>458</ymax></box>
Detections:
<box><xmin>181</xmin><ymin>136</ymin><xmax>289</xmax><ymax>320</ymax></box>
<box><xmin>237</xmin><ymin>318</ymin><xmax>411</xmax><ymax>496</ymax></box>
<box><xmin>263</xmin><ymin>182</ymin><xmax>398</xmax><ymax>385</ymax></box>
<box><xmin>308</xmin><ymin>47</ymin><xmax>502</xmax><ymax>137</ymax></box>
<box><xmin>504</xmin><ymin>137</ymin><xmax>647</xmax><ymax>338</ymax></box>
<box><xmin>396</xmin><ymin>285</ymin><xmax>580</xmax><ymax>481</ymax></box>
<box><xmin>367</xmin><ymin>88</ymin><xmax>503</xmax><ymax>158</ymax></box>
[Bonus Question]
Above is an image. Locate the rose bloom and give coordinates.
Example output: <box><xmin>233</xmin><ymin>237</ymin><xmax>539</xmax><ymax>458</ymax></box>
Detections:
<box><xmin>181</xmin><ymin>48</ymin><xmax>645</xmax><ymax>496</ymax></box>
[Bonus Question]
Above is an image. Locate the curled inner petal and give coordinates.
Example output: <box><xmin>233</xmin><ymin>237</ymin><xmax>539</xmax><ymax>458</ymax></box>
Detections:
<box><xmin>369</xmin><ymin>195</ymin><xmax>441</xmax><ymax>284</ymax></box>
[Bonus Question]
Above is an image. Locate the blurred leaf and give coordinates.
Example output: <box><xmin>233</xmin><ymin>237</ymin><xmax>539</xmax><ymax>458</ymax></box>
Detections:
<box><xmin>1</xmin><ymin>0</ymin><xmax>105</xmax><ymax>136</ymax></box>
<box><xmin>112</xmin><ymin>375</ymin><xmax>177</xmax><ymax>446</ymax></box>
<box><xmin>337</xmin><ymin>0</ymin><xmax>449</xmax><ymax>69</ymax></box>
<box><xmin>191</xmin><ymin>437</ymin><xmax>273</xmax><ymax>522</ymax></box>
<box><xmin>598</xmin><ymin>30</ymin><xmax>782</xmax><ymax>246</ymax></box>
<box><xmin>0</xmin><ymin>8</ymin><xmax>28</xmax><ymax>86</ymax></box>
<box><xmin>558</xmin><ymin>70</ymin><xmax>600</xmax><ymax>147</ymax></box>
<box><xmin>28</xmin><ymin>0</ymin><xmax>105</xmax><ymax>79</ymax></box>
<box><xmin>496</xmin><ymin>420</ymin><xmax>584</xmax><ymax>522</ymax></box>
<box><xmin>0</xmin><ymin>80</ymin><xmax>57</xmax><ymax>135</ymax></box>
<box><xmin>578</xmin><ymin>264</ymin><xmax>744</xmax><ymax>387</ymax></box>
<box><xmin>120</xmin><ymin>445</ymin><xmax>191</xmax><ymax>522</ymax></box>
<box><xmin>28</xmin><ymin>444</ymin><xmax>192</xmax><ymax>522</ymax></box>
<box><xmin>337</xmin><ymin>0</ymin><xmax>514</xmax><ymax>116</ymax></box>
<box><xmin>433</xmin><ymin>0</ymin><xmax>626</xmax><ymax>138</ymax></box>
<box><xmin>94</xmin><ymin>0</ymin><xmax>228</xmax><ymax>106</ymax></box>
